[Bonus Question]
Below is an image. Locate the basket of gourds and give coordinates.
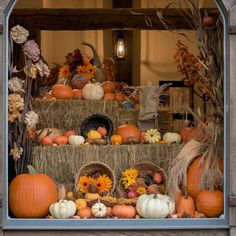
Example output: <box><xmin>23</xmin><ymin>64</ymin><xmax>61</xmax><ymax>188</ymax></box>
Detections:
<box><xmin>116</xmin><ymin>162</ymin><xmax>167</xmax><ymax>198</ymax></box>
<box><xmin>74</xmin><ymin>162</ymin><xmax>116</xmax><ymax>197</ymax></box>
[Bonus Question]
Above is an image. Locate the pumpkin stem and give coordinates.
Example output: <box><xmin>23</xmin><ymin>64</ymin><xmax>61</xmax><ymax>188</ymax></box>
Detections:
<box><xmin>183</xmin><ymin>186</ymin><xmax>188</xmax><ymax>199</ymax></box>
<box><xmin>153</xmin><ymin>193</ymin><xmax>158</xmax><ymax>199</ymax></box>
<box><xmin>27</xmin><ymin>165</ymin><xmax>37</xmax><ymax>175</ymax></box>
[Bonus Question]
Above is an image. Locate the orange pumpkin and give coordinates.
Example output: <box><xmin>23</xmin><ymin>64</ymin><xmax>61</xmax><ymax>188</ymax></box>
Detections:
<box><xmin>112</xmin><ymin>205</ymin><xmax>136</xmax><ymax>218</ymax></box>
<box><xmin>73</xmin><ymin>89</ymin><xmax>84</xmax><ymax>100</ymax></box>
<box><xmin>77</xmin><ymin>207</ymin><xmax>92</xmax><ymax>218</ymax></box>
<box><xmin>9</xmin><ymin>165</ymin><xmax>58</xmax><ymax>218</ymax></box>
<box><xmin>175</xmin><ymin>188</ymin><xmax>183</xmax><ymax>205</ymax></box>
<box><xmin>180</xmin><ymin>127</ymin><xmax>206</xmax><ymax>142</ymax></box>
<box><xmin>202</xmin><ymin>16</ymin><xmax>215</xmax><ymax>27</ymax></box>
<box><xmin>97</xmin><ymin>127</ymin><xmax>107</xmax><ymax>137</ymax></box>
<box><xmin>176</xmin><ymin>188</ymin><xmax>196</xmax><ymax>217</ymax></box>
<box><xmin>40</xmin><ymin>136</ymin><xmax>53</xmax><ymax>146</ymax></box>
<box><xmin>64</xmin><ymin>130</ymin><xmax>76</xmax><ymax>138</ymax></box>
<box><xmin>187</xmin><ymin>156</ymin><xmax>223</xmax><ymax>200</ymax></box>
<box><xmin>52</xmin><ymin>84</ymin><xmax>73</xmax><ymax>99</ymax></box>
<box><xmin>115</xmin><ymin>93</ymin><xmax>127</xmax><ymax>103</ymax></box>
<box><xmin>104</xmin><ymin>92</ymin><xmax>115</xmax><ymax>101</ymax></box>
<box><xmin>196</xmin><ymin>190</ymin><xmax>224</xmax><ymax>217</ymax></box>
<box><xmin>110</xmin><ymin>134</ymin><xmax>122</xmax><ymax>145</ymax></box>
<box><xmin>102</xmin><ymin>81</ymin><xmax>115</xmax><ymax>93</ymax></box>
<box><xmin>54</xmin><ymin>135</ymin><xmax>68</xmax><ymax>145</ymax></box>
<box><xmin>116</xmin><ymin>124</ymin><xmax>141</xmax><ymax>144</ymax></box>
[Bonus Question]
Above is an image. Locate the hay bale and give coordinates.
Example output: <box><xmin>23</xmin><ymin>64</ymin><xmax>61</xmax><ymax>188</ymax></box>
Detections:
<box><xmin>31</xmin><ymin>143</ymin><xmax>183</xmax><ymax>191</ymax></box>
<box><xmin>33</xmin><ymin>99</ymin><xmax>120</xmax><ymax>132</ymax></box>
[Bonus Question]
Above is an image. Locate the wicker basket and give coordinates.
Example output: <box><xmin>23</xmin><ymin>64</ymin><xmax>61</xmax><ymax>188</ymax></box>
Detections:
<box><xmin>116</xmin><ymin>161</ymin><xmax>167</xmax><ymax>198</ymax></box>
<box><xmin>74</xmin><ymin>162</ymin><xmax>116</xmax><ymax>194</ymax></box>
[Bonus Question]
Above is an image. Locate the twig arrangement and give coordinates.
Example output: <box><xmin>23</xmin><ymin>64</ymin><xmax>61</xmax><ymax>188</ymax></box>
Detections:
<box><xmin>8</xmin><ymin>25</ymin><xmax>50</xmax><ymax>175</ymax></box>
<box><xmin>134</xmin><ymin>0</ymin><xmax>224</xmax><ymax>193</ymax></box>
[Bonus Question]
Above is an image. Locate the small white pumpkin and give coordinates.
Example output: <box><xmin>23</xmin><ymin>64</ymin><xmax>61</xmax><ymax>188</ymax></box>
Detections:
<box><xmin>91</xmin><ymin>202</ymin><xmax>107</xmax><ymax>218</ymax></box>
<box><xmin>49</xmin><ymin>200</ymin><xmax>76</xmax><ymax>219</ymax></box>
<box><xmin>163</xmin><ymin>132</ymin><xmax>181</xmax><ymax>144</ymax></box>
<box><xmin>68</xmin><ymin>135</ymin><xmax>85</xmax><ymax>145</ymax></box>
<box><xmin>144</xmin><ymin>129</ymin><xmax>161</xmax><ymax>144</ymax></box>
<box><xmin>82</xmin><ymin>83</ymin><xmax>104</xmax><ymax>100</ymax></box>
<box><xmin>136</xmin><ymin>194</ymin><xmax>175</xmax><ymax>218</ymax></box>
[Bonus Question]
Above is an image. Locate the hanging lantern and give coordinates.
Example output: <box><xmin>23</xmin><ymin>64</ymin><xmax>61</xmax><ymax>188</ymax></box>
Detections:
<box><xmin>114</xmin><ymin>30</ymin><xmax>127</xmax><ymax>59</ymax></box>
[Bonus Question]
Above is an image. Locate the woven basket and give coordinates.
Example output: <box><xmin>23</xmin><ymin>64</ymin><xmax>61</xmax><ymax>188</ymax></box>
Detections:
<box><xmin>75</xmin><ymin>162</ymin><xmax>116</xmax><ymax>194</ymax></box>
<box><xmin>116</xmin><ymin>161</ymin><xmax>167</xmax><ymax>198</ymax></box>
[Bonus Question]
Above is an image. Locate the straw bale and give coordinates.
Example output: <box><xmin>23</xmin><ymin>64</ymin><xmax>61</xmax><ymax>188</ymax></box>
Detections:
<box><xmin>31</xmin><ymin>143</ymin><xmax>183</xmax><ymax>191</ymax></box>
<box><xmin>33</xmin><ymin>99</ymin><xmax>120</xmax><ymax>132</ymax></box>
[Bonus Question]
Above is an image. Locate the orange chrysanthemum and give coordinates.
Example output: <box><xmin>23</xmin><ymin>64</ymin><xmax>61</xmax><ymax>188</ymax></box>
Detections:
<box><xmin>77</xmin><ymin>175</ymin><xmax>93</xmax><ymax>193</ymax></box>
<box><xmin>94</xmin><ymin>175</ymin><xmax>112</xmax><ymax>193</ymax></box>
<box><xmin>59</xmin><ymin>64</ymin><xmax>71</xmax><ymax>78</ymax></box>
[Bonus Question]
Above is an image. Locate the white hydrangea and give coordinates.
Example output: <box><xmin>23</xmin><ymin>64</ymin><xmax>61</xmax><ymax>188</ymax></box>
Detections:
<box><xmin>10</xmin><ymin>25</ymin><xmax>29</xmax><ymax>44</ymax></box>
<box><xmin>36</xmin><ymin>59</ymin><xmax>50</xmax><ymax>77</ymax></box>
<box><xmin>8</xmin><ymin>77</ymin><xmax>25</xmax><ymax>93</ymax></box>
<box><xmin>24</xmin><ymin>110</ymin><xmax>39</xmax><ymax>128</ymax></box>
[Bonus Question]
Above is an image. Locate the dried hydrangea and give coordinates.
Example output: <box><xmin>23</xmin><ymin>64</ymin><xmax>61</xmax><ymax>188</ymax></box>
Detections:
<box><xmin>8</xmin><ymin>77</ymin><xmax>25</xmax><ymax>93</ymax></box>
<box><xmin>24</xmin><ymin>64</ymin><xmax>38</xmax><ymax>79</ymax></box>
<box><xmin>10</xmin><ymin>25</ymin><xmax>29</xmax><ymax>44</ymax></box>
<box><xmin>8</xmin><ymin>94</ymin><xmax>24</xmax><ymax>122</ymax></box>
<box><xmin>24</xmin><ymin>110</ymin><xmax>39</xmax><ymax>128</ymax></box>
<box><xmin>10</xmin><ymin>143</ymin><xmax>23</xmax><ymax>160</ymax></box>
<box><xmin>35</xmin><ymin>59</ymin><xmax>50</xmax><ymax>77</ymax></box>
<box><xmin>23</xmin><ymin>39</ymin><xmax>40</xmax><ymax>62</ymax></box>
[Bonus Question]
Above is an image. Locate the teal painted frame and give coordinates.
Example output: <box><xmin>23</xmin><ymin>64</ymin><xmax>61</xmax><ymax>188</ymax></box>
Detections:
<box><xmin>2</xmin><ymin>0</ymin><xmax>229</xmax><ymax>230</ymax></box>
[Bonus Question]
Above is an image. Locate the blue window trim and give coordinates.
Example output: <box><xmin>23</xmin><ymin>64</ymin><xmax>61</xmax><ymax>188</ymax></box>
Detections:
<box><xmin>2</xmin><ymin>0</ymin><xmax>229</xmax><ymax>230</ymax></box>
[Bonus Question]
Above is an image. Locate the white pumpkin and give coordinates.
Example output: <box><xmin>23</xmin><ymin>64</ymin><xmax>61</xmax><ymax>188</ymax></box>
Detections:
<box><xmin>144</xmin><ymin>129</ymin><xmax>161</xmax><ymax>144</ymax></box>
<box><xmin>49</xmin><ymin>200</ymin><xmax>76</xmax><ymax>219</ymax></box>
<box><xmin>68</xmin><ymin>135</ymin><xmax>85</xmax><ymax>145</ymax></box>
<box><xmin>82</xmin><ymin>83</ymin><xmax>104</xmax><ymax>100</ymax></box>
<box><xmin>91</xmin><ymin>202</ymin><xmax>107</xmax><ymax>218</ymax></box>
<box><xmin>136</xmin><ymin>194</ymin><xmax>175</xmax><ymax>218</ymax></box>
<box><xmin>163</xmin><ymin>132</ymin><xmax>181</xmax><ymax>144</ymax></box>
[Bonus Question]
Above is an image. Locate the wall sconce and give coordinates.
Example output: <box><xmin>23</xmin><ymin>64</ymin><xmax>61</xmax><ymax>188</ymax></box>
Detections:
<box><xmin>114</xmin><ymin>30</ymin><xmax>127</xmax><ymax>60</ymax></box>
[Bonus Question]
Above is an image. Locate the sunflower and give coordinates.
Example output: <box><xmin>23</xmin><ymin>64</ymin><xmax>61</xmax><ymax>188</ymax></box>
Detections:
<box><xmin>137</xmin><ymin>186</ymin><xmax>147</xmax><ymax>195</ymax></box>
<box><xmin>94</xmin><ymin>174</ymin><xmax>112</xmax><ymax>193</ymax></box>
<box><xmin>59</xmin><ymin>64</ymin><xmax>71</xmax><ymax>78</ymax></box>
<box><xmin>76</xmin><ymin>57</ymin><xmax>96</xmax><ymax>79</ymax></box>
<box><xmin>122</xmin><ymin>168</ymin><xmax>138</xmax><ymax>179</ymax></box>
<box><xmin>77</xmin><ymin>175</ymin><xmax>93</xmax><ymax>193</ymax></box>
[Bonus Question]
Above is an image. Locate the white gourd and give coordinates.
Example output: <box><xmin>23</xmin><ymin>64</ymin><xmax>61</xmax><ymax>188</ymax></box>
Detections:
<box><xmin>136</xmin><ymin>194</ymin><xmax>175</xmax><ymax>218</ymax></box>
<box><xmin>68</xmin><ymin>135</ymin><xmax>85</xmax><ymax>145</ymax></box>
<box><xmin>163</xmin><ymin>132</ymin><xmax>181</xmax><ymax>144</ymax></box>
<box><xmin>82</xmin><ymin>83</ymin><xmax>104</xmax><ymax>100</ymax></box>
<box><xmin>49</xmin><ymin>200</ymin><xmax>76</xmax><ymax>219</ymax></box>
<box><xmin>91</xmin><ymin>202</ymin><xmax>107</xmax><ymax>218</ymax></box>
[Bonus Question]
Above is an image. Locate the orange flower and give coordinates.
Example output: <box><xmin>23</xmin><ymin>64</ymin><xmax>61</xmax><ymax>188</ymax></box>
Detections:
<box><xmin>94</xmin><ymin>175</ymin><xmax>112</xmax><ymax>193</ymax></box>
<box><xmin>59</xmin><ymin>64</ymin><xmax>71</xmax><ymax>78</ymax></box>
<box><xmin>76</xmin><ymin>57</ymin><xmax>96</xmax><ymax>79</ymax></box>
<box><xmin>77</xmin><ymin>175</ymin><xmax>93</xmax><ymax>193</ymax></box>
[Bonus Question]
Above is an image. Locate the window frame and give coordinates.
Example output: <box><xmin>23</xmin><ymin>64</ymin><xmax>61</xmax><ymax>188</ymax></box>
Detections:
<box><xmin>2</xmin><ymin>0</ymin><xmax>230</xmax><ymax>230</ymax></box>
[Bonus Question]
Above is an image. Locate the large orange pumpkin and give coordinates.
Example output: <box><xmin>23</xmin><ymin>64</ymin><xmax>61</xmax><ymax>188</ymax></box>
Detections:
<box><xmin>9</xmin><ymin>165</ymin><xmax>58</xmax><ymax>218</ymax></box>
<box><xmin>196</xmin><ymin>190</ymin><xmax>224</xmax><ymax>217</ymax></box>
<box><xmin>52</xmin><ymin>84</ymin><xmax>73</xmax><ymax>99</ymax></box>
<box><xmin>116</xmin><ymin>124</ymin><xmax>141</xmax><ymax>144</ymax></box>
<box><xmin>187</xmin><ymin>156</ymin><xmax>223</xmax><ymax>200</ymax></box>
